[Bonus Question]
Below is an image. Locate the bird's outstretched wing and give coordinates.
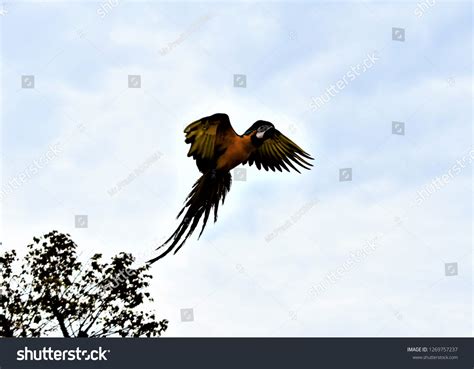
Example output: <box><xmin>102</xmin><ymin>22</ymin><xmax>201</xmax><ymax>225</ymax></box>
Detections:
<box><xmin>184</xmin><ymin>113</ymin><xmax>237</xmax><ymax>172</ymax></box>
<box><xmin>244</xmin><ymin>129</ymin><xmax>314</xmax><ymax>173</ymax></box>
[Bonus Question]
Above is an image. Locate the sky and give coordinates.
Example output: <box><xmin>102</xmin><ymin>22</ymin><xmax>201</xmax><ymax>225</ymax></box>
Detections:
<box><xmin>0</xmin><ymin>0</ymin><xmax>472</xmax><ymax>337</ymax></box>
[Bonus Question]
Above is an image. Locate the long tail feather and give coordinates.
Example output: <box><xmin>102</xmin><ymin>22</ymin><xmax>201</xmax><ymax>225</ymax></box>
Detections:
<box><xmin>147</xmin><ymin>171</ymin><xmax>232</xmax><ymax>264</ymax></box>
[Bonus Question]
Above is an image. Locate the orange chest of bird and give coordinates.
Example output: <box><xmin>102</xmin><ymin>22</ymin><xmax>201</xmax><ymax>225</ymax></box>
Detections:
<box><xmin>216</xmin><ymin>135</ymin><xmax>255</xmax><ymax>172</ymax></box>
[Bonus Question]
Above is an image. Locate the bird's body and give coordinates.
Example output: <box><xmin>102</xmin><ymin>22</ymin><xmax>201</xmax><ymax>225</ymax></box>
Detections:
<box><xmin>216</xmin><ymin>134</ymin><xmax>254</xmax><ymax>171</ymax></box>
<box><xmin>148</xmin><ymin>113</ymin><xmax>314</xmax><ymax>264</ymax></box>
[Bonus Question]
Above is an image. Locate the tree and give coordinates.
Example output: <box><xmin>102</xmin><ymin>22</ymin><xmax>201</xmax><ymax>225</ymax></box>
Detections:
<box><xmin>0</xmin><ymin>231</ymin><xmax>168</xmax><ymax>337</ymax></box>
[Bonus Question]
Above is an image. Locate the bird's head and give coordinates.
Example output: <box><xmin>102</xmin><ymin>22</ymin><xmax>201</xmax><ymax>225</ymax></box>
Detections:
<box><xmin>244</xmin><ymin>120</ymin><xmax>275</xmax><ymax>140</ymax></box>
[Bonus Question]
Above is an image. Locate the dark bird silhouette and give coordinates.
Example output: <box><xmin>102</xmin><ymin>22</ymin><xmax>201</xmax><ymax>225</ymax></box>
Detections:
<box><xmin>148</xmin><ymin>113</ymin><xmax>314</xmax><ymax>264</ymax></box>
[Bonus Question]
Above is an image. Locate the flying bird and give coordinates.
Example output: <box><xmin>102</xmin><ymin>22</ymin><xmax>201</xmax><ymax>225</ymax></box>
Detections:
<box><xmin>148</xmin><ymin>113</ymin><xmax>314</xmax><ymax>264</ymax></box>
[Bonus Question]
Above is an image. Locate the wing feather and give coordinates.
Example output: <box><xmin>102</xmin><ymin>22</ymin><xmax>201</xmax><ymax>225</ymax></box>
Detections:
<box><xmin>184</xmin><ymin>113</ymin><xmax>237</xmax><ymax>172</ymax></box>
<box><xmin>244</xmin><ymin>128</ymin><xmax>314</xmax><ymax>173</ymax></box>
